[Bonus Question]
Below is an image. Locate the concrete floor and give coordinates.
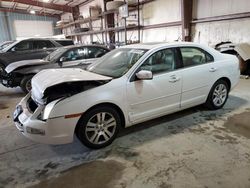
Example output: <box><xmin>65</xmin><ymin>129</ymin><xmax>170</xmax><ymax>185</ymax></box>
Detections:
<box><xmin>0</xmin><ymin>79</ymin><xmax>250</xmax><ymax>188</ymax></box>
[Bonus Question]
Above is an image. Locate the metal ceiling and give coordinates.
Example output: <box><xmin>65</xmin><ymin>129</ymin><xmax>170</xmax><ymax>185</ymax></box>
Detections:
<box><xmin>0</xmin><ymin>0</ymin><xmax>92</xmax><ymax>16</ymax></box>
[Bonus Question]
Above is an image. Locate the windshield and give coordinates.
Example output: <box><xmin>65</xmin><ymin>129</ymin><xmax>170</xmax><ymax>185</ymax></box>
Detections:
<box><xmin>44</xmin><ymin>48</ymin><xmax>67</xmax><ymax>62</ymax></box>
<box><xmin>87</xmin><ymin>48</ymin><xmax>148</xmax><ymax>78</ymax></box>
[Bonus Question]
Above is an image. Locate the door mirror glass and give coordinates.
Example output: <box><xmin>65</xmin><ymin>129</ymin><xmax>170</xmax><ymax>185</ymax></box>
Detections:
<box><xmin>11</xmin><ymin>47</ymin><xmax>16</xmax><ymax>52</ymax></box>
<box><xmin>136</xmin><ymin>70</ymin><xmax>153</xmax><ymax>80</ymax></box>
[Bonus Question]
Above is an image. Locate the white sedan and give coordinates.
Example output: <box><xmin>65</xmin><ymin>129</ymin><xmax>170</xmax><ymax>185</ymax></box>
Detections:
<box><xmin>13</xmin><ymin>42</ymin><xmax>240</xmax><ymax>148</ymax></box>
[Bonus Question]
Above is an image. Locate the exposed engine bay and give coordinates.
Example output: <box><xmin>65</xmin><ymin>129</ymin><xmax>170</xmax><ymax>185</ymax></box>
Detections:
<box><xmin>35</xmin><ymin>80</ymin><xmax>110</xmax><ymax>105</ymax></box>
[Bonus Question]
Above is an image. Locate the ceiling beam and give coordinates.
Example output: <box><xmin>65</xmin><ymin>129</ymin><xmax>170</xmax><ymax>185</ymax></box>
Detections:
<box><xmin>12</xmin><ymin>2</ymin><xmax>18</xmax><ymax>10</ymax></box>
<box><xmin>0</xmin><ymin>7</ymin><xmax>60</xmax><ymax>18</ymax></box>
<box><xmin>1</xmin><ymin>0</ymin><xmax>72</xmax><ymax>13</ymax></box>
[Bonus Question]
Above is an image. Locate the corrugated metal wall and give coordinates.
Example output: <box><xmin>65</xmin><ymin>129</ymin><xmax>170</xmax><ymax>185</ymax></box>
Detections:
<box><xmin>0</xmin><ymin>12</ymin><xmax>60</xmax><ymax>43</ymax></box>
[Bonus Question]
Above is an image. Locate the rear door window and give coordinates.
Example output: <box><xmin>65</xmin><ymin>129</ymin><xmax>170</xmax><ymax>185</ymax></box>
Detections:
<box><xmin>33</xmin><ymin>40</ymin><xmax>55</xmax><ymax>50</ymax></box>
<box><xmin>180</xmin><ymin>47</ymin><xmax>214</xmax><ymax>68</ymax></box>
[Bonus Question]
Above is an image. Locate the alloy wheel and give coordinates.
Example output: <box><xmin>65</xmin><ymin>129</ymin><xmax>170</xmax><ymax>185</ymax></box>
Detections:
<box><xmin>212</xmin><ymin>84</ymin><xmax>227</xmax><ymax>107</ymax></box>
<box><xmin>85</xmin><ymin>112</ymin><xmax>117</xmax><ymax>145</ymax></box>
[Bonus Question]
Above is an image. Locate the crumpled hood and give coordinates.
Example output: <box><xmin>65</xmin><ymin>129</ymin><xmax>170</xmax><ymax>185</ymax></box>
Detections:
<box><xmin>31</xmin><ymin>68</ymin><xmax>112</xmax><ymax>100</ymax></box>
<box><xmin>5</xmin><ymin>59</ymin><xmax>49</xmax><ymax>73</ymax></box>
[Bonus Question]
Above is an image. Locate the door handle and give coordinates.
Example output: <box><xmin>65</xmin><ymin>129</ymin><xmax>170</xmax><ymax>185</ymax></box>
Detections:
<box><xmin>209</xmin><ymin>67</ymin><xmax>217</xmax><ymax>72</ymax></box>
<box><xmin>169</xmin><ymin>75</ymin><xmax>180</xmax><ymax>83</ymax></box>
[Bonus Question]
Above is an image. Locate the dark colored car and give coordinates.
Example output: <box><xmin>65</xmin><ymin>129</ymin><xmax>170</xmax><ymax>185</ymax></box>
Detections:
<box><xmin>1</xmin><ymin>45</ymin><xmax>110</xmax><ymax>93</ymax></box>
<box><xmin>54</xmin><ymin>39</ymin><xmax>74</xmax><ymax>46</ymax></box>
<box><xmin>0</xmin><ymin>41</ymin><xmax>14</xmax><ymax>50</ymax></box>
<box><xmin>0</xmin><ymin>38</ymin><xmax>67</xmax><ymax>73</ymax></box>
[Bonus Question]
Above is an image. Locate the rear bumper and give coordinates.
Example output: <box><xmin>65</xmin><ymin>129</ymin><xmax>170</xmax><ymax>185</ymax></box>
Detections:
<box><xmin>14</xmin><ymin>94</ymin><xmax>79</xmax><ymax>145</ymax></box>
<box><xmin>230</xmin><ymin>70</ymin><xmax>240</xmax><ymax>91</ymax></box>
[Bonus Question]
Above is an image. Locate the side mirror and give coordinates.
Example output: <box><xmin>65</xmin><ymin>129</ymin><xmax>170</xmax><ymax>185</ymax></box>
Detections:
<box><xmin>59</xmin><ymin>57</ymin><xmax>66</xmax><ymax>62</ymax></box>
<box><xmin>11</xmin><ymin>47</ymin><xmax>16</xmax><ymax>52</ymax></box>
<box><xmin>136</xmin><ymin>70</ymin><xmax>153</xmax><ymax>80</ymax></box>
<box><xmin>58</xmin><ymin>57</ymin><xmax>66</xmax><ymax>67</ymax></box>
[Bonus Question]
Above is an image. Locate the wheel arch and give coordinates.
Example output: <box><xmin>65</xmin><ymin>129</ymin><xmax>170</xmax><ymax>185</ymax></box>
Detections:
<box><xmin>74</xmin><ymin>102</ymin><xmax>126</xmax><ymax>134</ymax></box>
<box><xmin>217</xmin><ymin>77</ymin><xmax>231</xmax><ymax>91</ymax></box>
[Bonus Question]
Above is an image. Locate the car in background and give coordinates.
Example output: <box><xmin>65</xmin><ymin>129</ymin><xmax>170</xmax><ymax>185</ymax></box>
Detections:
<box><xmin>0</xmin><ymin>41</ymin><xmax>14</xmax><ymax>51</ymax></box>
<box><xmin>53</xmin><ymin>38</ymin><xmax>74</xmax><ymax>46</ymax></box>
<box><xmin>13</xmin><ymin>42</ymin><xmax>240</xmax><ymax>149</ymax></box>
<box><xmin>2</xmin><ymin>45</ymin><xmax>110</xmax><ymax>93</ymax></box>
<box><xmin>0</xmin><ymin>38</ymin><xmax>64</xmax><ymax>74</ymax></box>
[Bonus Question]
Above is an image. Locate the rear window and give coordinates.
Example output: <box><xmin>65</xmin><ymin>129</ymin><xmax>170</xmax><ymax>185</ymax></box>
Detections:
<box><xmin>34</xmin><ymin>40</ymin><xmax>55</xmax><ymax>49</ymax></box>
<box><xmin>55</xmin><ymin>40</ymin><xmax>74</xmax><ymax>46</ymax></box>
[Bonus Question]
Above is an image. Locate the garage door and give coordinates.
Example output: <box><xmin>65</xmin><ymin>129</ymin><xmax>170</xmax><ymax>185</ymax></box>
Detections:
<box><xmin>14</xmin><ymin>20</ymin><xmax>53</xmax><ymax>38</ymax></box>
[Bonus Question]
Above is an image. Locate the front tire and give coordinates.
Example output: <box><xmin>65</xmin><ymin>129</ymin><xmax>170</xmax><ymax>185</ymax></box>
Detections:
<box><xmin>20</xmin><ymin>75</ymin><xmax>33</xmax><ymax>93</ymax></box>
<box><xmin>205</xmin><ymin>79</ymin><xmax>229</xmax><ymax>110</ymax></box>
<box><xmin>76</xmin><ymin>106</ymin><xmax>121</xmax><ymax>149</ymax></box>
<box><xmin>0</xmin><ymin>63</ymin><xmax>5</xmax><ymax>74</ymax></box>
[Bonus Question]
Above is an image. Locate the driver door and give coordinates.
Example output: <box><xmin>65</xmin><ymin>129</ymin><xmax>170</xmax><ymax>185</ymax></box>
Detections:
<box><xmin>126</xmin><ymin>48</ymin><xmax>182</xmax><ymax>123</ymax></box>
<box><xmin>6</xmin><ymin>40</ymin><xmax>34</xmax><ymax>62</ymax></box>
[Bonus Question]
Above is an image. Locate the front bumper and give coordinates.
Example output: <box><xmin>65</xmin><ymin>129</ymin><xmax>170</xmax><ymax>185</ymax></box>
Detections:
<box><xmin>0</xmin><ymin>73</ymin><xmax>20</xmax><ymax>87</ymax></box>
<box><xmin>14</xmin><ymin>93</ymin><xmax>79</xmax><ymax>145</ymax></box>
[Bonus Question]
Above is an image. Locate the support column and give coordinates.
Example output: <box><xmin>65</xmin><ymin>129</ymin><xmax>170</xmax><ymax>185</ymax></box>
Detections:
<box><xmin>4</xmin><ymin>12</ymin><xmax>12</xmax><ymax>41</ymax></box>
<box><xmin>181</xmin><ymin>0</ymin><xmax>193</xmax><ymax>41</ymax></box>
<box><xmin>104</xmin><ymin>0</ymin><xmax>115</xmax><ymax>47</ymax></box>
<box><xmin>72</xmin><ymin>5</ymin><xmax>81</xmax><ymax>43</ymax></box>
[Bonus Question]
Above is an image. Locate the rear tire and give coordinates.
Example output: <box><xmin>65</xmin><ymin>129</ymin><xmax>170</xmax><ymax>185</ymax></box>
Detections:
<box><xmin>20</xmin><ymin>75</ymin><xmax>33</xmax><ymax>93</ymax></box>
<box><xmin>205</xmin><ymin>79</ymin><xmax>229</xmax><ymax>110</ymax></box>
<box><xmin>76</xmin><ymin>106</ymin><xmax>121</xmax><ymax>149</ymax></box>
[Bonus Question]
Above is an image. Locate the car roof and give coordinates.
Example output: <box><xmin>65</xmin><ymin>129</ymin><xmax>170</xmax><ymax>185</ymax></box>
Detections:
<box><xmin>61</xmin><ymin>44</ymin><xmax>109</xmax><ymax>50</ymax></box>
<box><xmin>121</xmin><ymin>42</ymin><xmax>209</xmax><ymax>50</ymax></box>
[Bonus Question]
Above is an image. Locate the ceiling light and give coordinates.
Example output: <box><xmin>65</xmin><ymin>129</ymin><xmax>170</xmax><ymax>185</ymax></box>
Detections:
<box><xmin>30</xmin><ymin>10</ymin><xmax>35</xmax><ymax>14</ymax></box>
<box><xmin>43</xmin><ymin>0</ymin><xmax>50</xmax><ymax>2</ymax></box>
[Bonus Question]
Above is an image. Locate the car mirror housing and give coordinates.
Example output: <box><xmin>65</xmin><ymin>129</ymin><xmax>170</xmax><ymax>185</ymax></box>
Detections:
<box><xmin>59</xmin><ymin>57</ymin><xmax>66</xmax><ymax>62</ymax></box>
<box><xmin>136</xmin><ymin>70</ymin><xmax>153</xmax><ymax>80</ymax></box>
<box><xmin>11</xmin><ymin>47</ymin><xmax>16</xmax><ymax>52</ymax></box>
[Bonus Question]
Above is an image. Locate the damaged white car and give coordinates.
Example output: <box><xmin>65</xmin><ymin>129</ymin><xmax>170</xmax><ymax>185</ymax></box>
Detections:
<box><xmin>14</xmin><ymin>42</ymin><xmax>240</xmax><ymax>148</ymax></box>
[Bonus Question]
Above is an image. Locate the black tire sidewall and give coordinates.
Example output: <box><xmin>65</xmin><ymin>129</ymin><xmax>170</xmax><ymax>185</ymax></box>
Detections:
<box><xmin>20</xmin><ymin>75</ymin><xmax>33</xmax><ymax>93</ymax></box>
<box><xmin>76</xmin><ymin>106</ymin><xmax>121</xmax><ymax>149</ymax></box>
<box><xmin>206</xmin><ymin>80</ymin><xmax>229</xmax><ymax>110</ymax></box>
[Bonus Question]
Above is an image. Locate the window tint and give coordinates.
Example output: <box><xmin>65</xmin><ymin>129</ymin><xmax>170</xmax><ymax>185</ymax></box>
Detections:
<box><xmin>63</xmin><ymin>48</ymin><xmax>86</xmax><ymax>61</ymax></box>
<box><xmin>180</xmin><ymin>47</ymin><xmax>213</xmax><ymax>67</ymax></box>
<box><xmin>14</xmin><ymin>41</ymin><xmax>33</xmax><ymax>51</ymax></box>
<box><xmin>34</xmin><ymin>40</ymin><xmax>55</xmax><ymax>49</ymax></box>
<box><xmin>141</xmin><ymin>48</ymin><xmax>176</xmax><ymax>74</ymax></box>
<box><xmin>86</xmin><ymin>47</ymin><xmax>109</xmax><ymax>59</ymax></box>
